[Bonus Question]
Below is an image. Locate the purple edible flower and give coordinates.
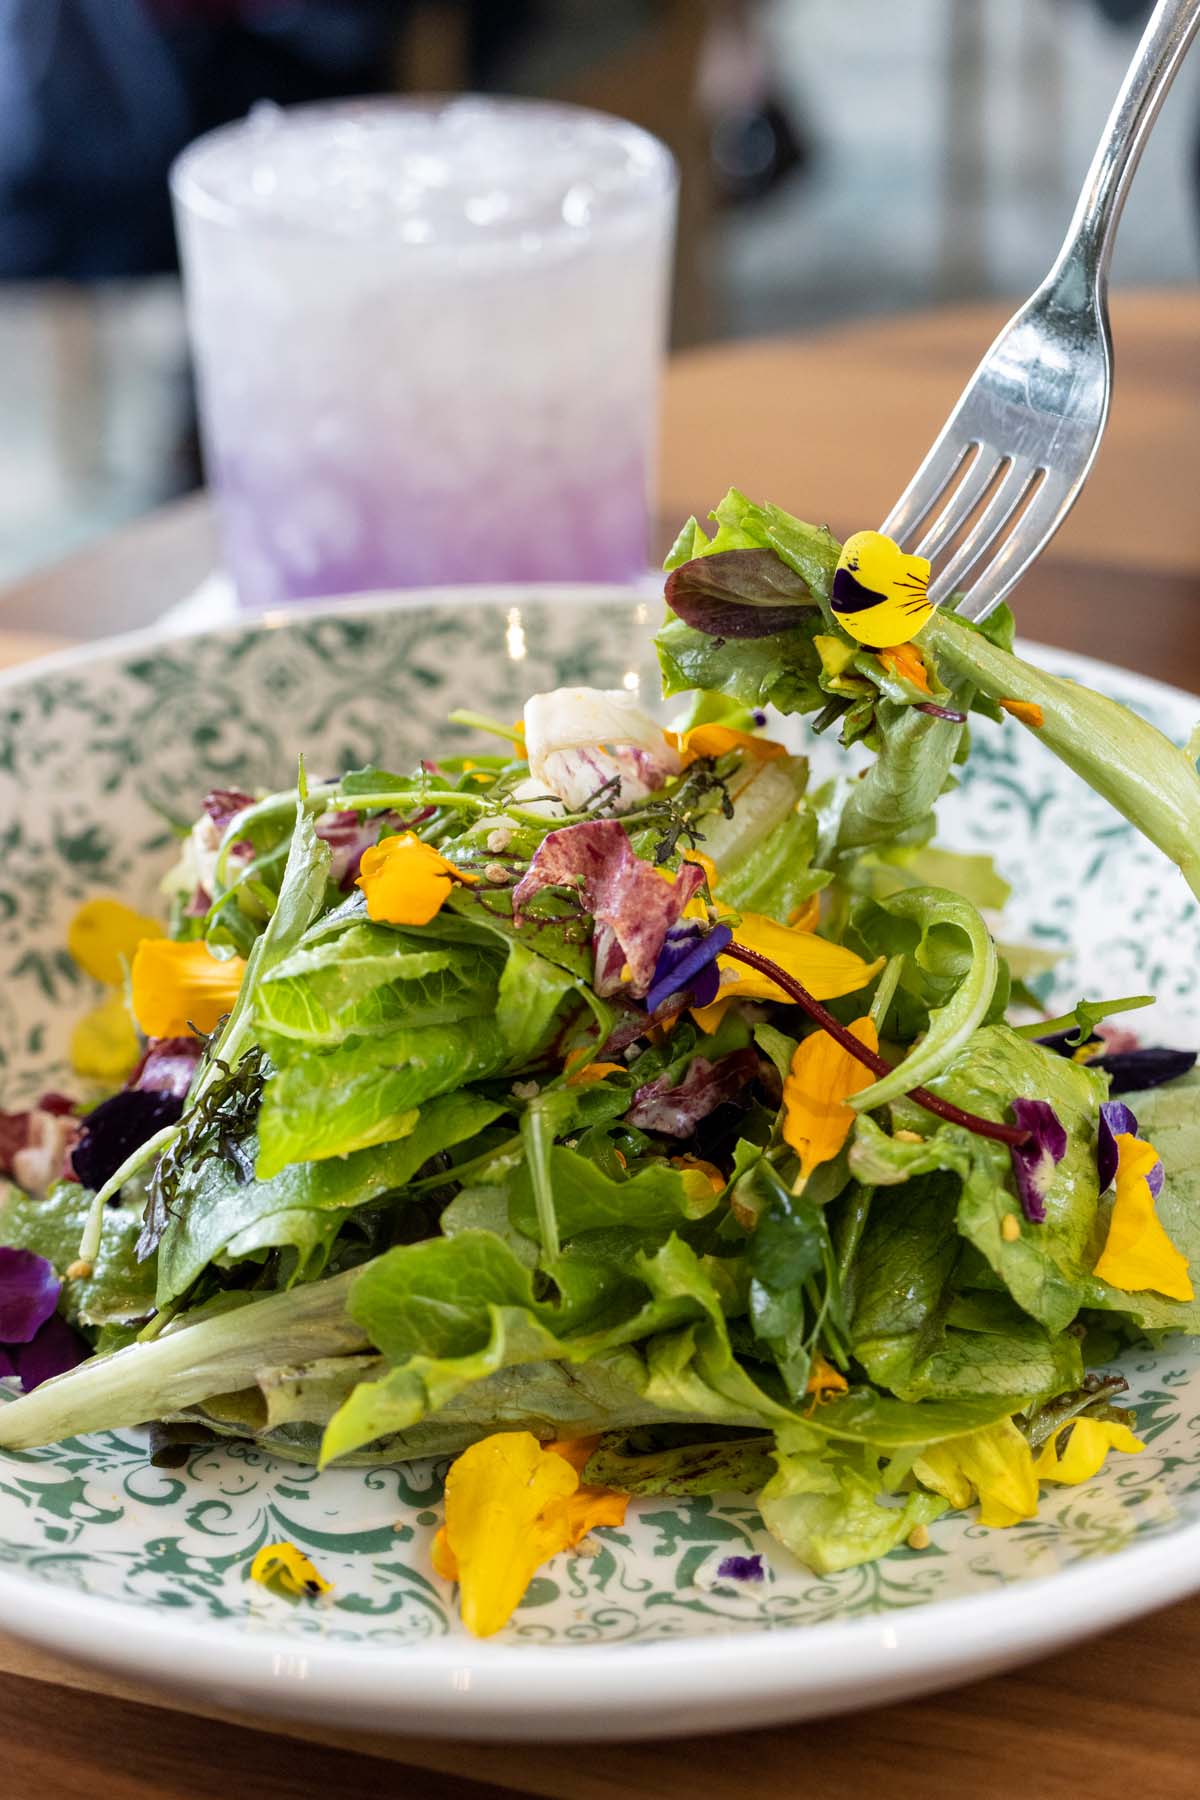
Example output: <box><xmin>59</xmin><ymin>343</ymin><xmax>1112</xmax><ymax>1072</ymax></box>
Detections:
<box><xmin>1096</xmin><ymin>1098</ymin><xmax>1163</xmax><ymax>1196</ymax></box>
<box><xmin>645</xmin><ymin>921</ymin><xmax>733</xmax><ymax>1015</ymax></box>
<box><xmin>1008</xmin><ymin>1098</ymin><xmax>1067</xmax><ymax>1223</ymax></box>
<box><xmin>1092</xmin><ymin>1046</ymin><xmax>1196</xmax><ymax>1094</ymax></box>
<box><xmin>627</xmin><ymin>1048</ymin><xmax>759</xmax><ymax>1137</ymax></box>
<box><xmin>0</xmin><ymin>1248</ymin><xmax>86</xmax><ymax>1392</ymax></box>
<box><xmin>72</xmin><ymin>1089</ymin><xmax>186</xmax><ymax>1193</ymax></box>
<box><xmin>716</xmin><ymin>1553</ymin><xmax>764</xmax><ymax>1582</ymax></box>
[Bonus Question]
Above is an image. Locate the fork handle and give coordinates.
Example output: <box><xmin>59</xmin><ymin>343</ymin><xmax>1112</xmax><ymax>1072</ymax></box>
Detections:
<box><xmin>1052</xmin><ymin>0</ymin><xmax>1200</xmax><ymax>301</ymax></box>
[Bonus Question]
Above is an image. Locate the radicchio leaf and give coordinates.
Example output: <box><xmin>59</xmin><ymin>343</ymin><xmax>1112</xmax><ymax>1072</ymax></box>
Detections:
<box><xmin>512</xmin><ymin>821</ymin><xmax>704</xmax><ymax>997</ymax></box>
<box><xmin>665</xmin><ymin>549</ymin><xmax>817</xmax><ymax>639</ymax></box>
<box><xmin>1008</xmin><ymin>1097</ymin><xmax>1067</xmax><ymax>1224</ymax></box>
<box><xmin>203</xmin><ymin>789</ymin><xmax>256</xmax><ymax>833</ymax></box>
<box><xmin>131</xmin><ymin>1037</ymin><xmax>203</xmax><ymax>1101</ymax></box>
<box><xmin>627</xmin><ymin>1048</ymin><xmax>759</xmax><ymax>1137</ymax></box>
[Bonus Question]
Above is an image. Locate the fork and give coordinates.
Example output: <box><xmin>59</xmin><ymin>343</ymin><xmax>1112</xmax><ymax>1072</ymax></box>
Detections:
<box><xmin>882</xmin><ymin>0</ymin><xmax>1200</xmax><ymax>624</ymax></box>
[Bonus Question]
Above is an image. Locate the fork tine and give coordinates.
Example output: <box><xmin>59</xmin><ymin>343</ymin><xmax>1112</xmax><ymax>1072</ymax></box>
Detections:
<box><xmin>914</xmin><ymin>449</ymin><xmax>1011</xmax><ymax>565</ymax></box>
<box><xmin>950</xmin><ymin>470</ymin><xmax>1074</xmax><ymax>623</ymax></box>
<box><xmin>881</xmin><ymin>433</ymin><xmax>976</xmax><ymax>550</ymax></box>
<box><xmin>927</xmin><ymin>461</ymin><xmax>1040</xmax><ymax>605</ymax></box>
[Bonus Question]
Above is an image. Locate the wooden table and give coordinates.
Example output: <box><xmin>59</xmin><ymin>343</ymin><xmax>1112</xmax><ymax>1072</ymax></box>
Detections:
<box><xmin>2</xmin><ymin>290</ymin><xmax>1199</xmax><ymax>1799</ymax></box>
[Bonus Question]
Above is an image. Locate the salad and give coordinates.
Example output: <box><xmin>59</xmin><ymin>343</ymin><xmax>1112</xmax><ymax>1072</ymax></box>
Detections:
<box><xmin>0</xmin><ymin>488</ymin><xmax>1197</xmax><ymax>1639</ymax></box>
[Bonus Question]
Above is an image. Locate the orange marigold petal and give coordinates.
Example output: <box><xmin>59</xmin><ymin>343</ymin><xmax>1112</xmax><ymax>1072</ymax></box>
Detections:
<box><xmin>669</xmin><ymin>724</ymin><xmax>788</xmax><ymax>768</ymax></box>
<box><xmin>877</xmin><ymin>642</ymin><xmax>931</xmax><ymax>694</ymax></box>
<box><xmin>782</xmin><ymin>1016</ymin><xmax>879</xmax><ymax>1182</ymax></box>
<box><xmin>356</xmin><ymin>832</ymin><xmax>479</xmax><ymax>926</ymax></box>
<box><xmin>998</xmin><ymin>699</ymin><xmax>1045</xmax><ymax>728</ymax></box>
<box><xmin>130</xmin><ymin>938</ymin><xmax>246</xmax><ymax>1038</ymax></box>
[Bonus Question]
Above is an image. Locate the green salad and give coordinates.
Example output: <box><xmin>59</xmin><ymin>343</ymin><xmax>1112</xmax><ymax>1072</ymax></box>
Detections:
<box><xmin>0</xmin><ymin>488</ymin><xmax>1197</xmax><ymax>1637</ymax></box>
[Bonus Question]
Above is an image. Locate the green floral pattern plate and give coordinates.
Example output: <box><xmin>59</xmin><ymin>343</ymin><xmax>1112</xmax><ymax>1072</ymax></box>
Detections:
<box><xmin>0</xmin><ymin>590</ymin><xmax>1196</xmax><ymax>1739</ymax></box>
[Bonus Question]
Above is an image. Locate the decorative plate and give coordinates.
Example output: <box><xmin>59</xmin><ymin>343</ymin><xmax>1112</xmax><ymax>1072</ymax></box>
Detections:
<box><xmin>0</xmin><ymin>588</ymin><xmax>1196</xmax><ymax>1741</ymax></box>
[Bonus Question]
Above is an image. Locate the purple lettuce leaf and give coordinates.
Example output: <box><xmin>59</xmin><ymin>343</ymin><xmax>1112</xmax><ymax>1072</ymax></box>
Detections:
<box><xmin>0</xmin><ymin>1247</ymin><xmax>61</xmax><ymax>1343</ymax></box>
<box><xmin>627</xmin><ymin>1048</ymin><xmax>759</xmax><ymax>1138</ymax></box>
<box><xmin>1008</xmin><ymin>1098</ymin><xmax>1067</xmax><ymax>1224</ymax></box>
<box><xmin>665</xmin><ymin>549</ymin><xmax>817</xmax><ymax>640</ymax></box>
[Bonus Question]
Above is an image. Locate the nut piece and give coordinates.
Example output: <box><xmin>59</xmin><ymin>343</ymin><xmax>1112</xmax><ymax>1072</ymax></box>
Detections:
<box><xmin>1001</xmin><ymin>1213</ymin><xmax>1022</xmax><ymax>1243</ymax></box>
<box><xmin>906</xmin><ymin>1523</ymin><xmax>931</xmax><ymax>1551</ymax></box>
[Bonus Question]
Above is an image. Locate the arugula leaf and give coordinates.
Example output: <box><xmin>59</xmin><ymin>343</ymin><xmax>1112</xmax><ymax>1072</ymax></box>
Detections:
<box><xmin>255</xmin><ymin>1020</ymin><xmax>508</xmax><ymax>1176</ymax></box>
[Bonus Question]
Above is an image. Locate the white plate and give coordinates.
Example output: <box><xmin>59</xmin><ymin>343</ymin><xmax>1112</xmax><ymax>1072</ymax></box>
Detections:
<box><xmin>0</xmin><ymin>588</ymin><xmax>1196</xmax><ymax>1740</ymax></box>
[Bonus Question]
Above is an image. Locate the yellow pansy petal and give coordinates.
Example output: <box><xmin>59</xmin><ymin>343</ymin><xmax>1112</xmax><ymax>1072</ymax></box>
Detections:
<box><xmin>430</xmin><ymin>1526</ymin><xmax>458</xmax><ymax>1580</ymax></box>
<box><xmin>131</xmin><ymin>938</ymin><xmax>246</xmax><ymax>1038</ymax></box>
<box><xmin>788</xmin><ymin>895</ymin><xmax>821</xmax><ymax>931</ymax></box>
<box><xmin>669</xmin><ymin>724</ymin><xmax>787</xmax><ymax>767</ymax></box>
<box><xmin>563</xmin><ymin>1051</ymin><xmax>625</xmax><ymax>1086</ymax></box>
<box><xmin>805</xmin><ymin>1355</ymin><xmax>848</xmax><ymax>1405</ymax></box>
<box><xmin>1032</xmin><ymin>1418</ymin><xmax>1145</xmax><ymax>1486</ymax></box>
<box><xmin>782</xmin><ymin>1017</ymin><xmax>879</xmax><ymax>1183</ymax></box>
<box><xmin>998</xmin><ymin>698</ymin><xmax>1045</xmax><ymax>728</ymax></box>
<box><xmin>691</xmin><ymin>997</ymin><xmax>736</xmax><ymax>1034</ymax></box>
<box><xmin>70</xmin><ymin>992</ymin><xmax>140</xmax><ymax>1083</ymax></box>
<box><xmin>249</xmin><ymin>1541</ymin><xmax>331</xmax><ymax>1598</ymax></box>
<box><xmin>356</xmin><ymin>832</ymin><xmax>479</xmax><ymax>926</ymax></box>
<box><xmin>877</xmin><ymin>642</ymin><xmax>931</xmax><ymax>694</ymax></box>
<box><xmin>671</xmin><ymin>1155</ymin><xmax>727</xmax><ymax>1195</ymax></box>
<box><xmin>1094</xmin><ymin>1132</ymin><xmax>1193</xmax><ymax>1301</ymax></box>
<box><xmin>439</xmin><ymin>1432</ymin><xmax>579</xmax><ymax>1638</ymax></box>
<box><xmin>914</xmin><ymin>1418</ymin><xmax>1038</xmax><ymax>1529</ymax></box>
<box><xmin>832</xmin><ymin>530</ymin><xmax>934</xmax><ymax>648</ymax></box>
<box><xmin>714</xmin><ymin>910</ymin><xmax>883</xmax><ymax>1003</ymax></box>
<box><xmin>68</xmin><ymin>897</ymin><xmax>163</xmax><ymax>986</ymax></box>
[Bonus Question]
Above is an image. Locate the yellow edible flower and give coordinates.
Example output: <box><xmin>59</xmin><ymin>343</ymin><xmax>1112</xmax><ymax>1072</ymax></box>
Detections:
<box><xmin>1094</xmin><ymin>1131</ymin><xmax>1193</xmax><ymax>1300</ymax></box>
<box><xmin>711</xmin><ymin>910</ymin><xmax>883</xmax><ymax>1005</ymax></box>
<box><xmin>1032</xmin><ymin>1417</ymin><xmax>1144</xmax><ymax>1484</ymax></box>
<box><xmin>563</xmin><ymin>1048</ymin><xmax>625</xmax><ymax>1086</ymax></box>
<box><xmin>998</xmin><ymin>698</ymin><xmax>1045</xmax><ymax>728</ymax></box>
<box><xmin>914</xmin><ymin>1418</ymin><xmax>1039</xmax><ymax>1527</ymax></box>
<box><xmin>131</xmin><ymin>938</ymin><xmax>246</xmax><ymax>1038</ymax></box>
<box><xmin>70</xmin><ymin>992</ymin><xmax>140</xmax><ymax>1083</ymax></box>
<box><xmin>806</xmin><ymin>1355</ymin><xmax>849</xmax><ymax>1407</ymax></box>
<box><xmin>782</xmin><ymin>1017</ymin><xmax>879</xmax><ymax>1186</ymax></box>
<box><xmin>431</xmin><ymin>1432</ymin><xmax>628</xmax><ymax>1638</ymax></box>
<box><xmin>249</xmin><ymin>1541</ymin><xmax>331</xmax><ymax>1599</ymax></box>
<box><xmin>68</xmin><ymin>897</ymin><xmax>163</xmax><ymax>985</ymax></box>
<box><xmin>356</xmin><ymin>832</ymin><xmax>479</xmax><ymax>926</ymax></box>
<box><xmin>668</xmin><ymin>724</ymin><xmax>788</xmax><ymax>767</ymax></box>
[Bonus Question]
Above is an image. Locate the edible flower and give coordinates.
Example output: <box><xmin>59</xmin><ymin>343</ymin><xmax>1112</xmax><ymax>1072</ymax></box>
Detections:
<box><xmin>563</xmin><ymin>1051</ymin><xmax>625</xmax><ymax>1087</ymax></box>
<box><xmin>806</xmin><ymin>1355</ymin><xmax>849</xmax><ymax>1406</ymax></box>
<box><xmin>356</xmin><ymin>832</ymin><xmax>479</xmax><ymax>926</ymax></box>
<box><xmin>710</xmin><ymin>910</ymin><xmax>883</xmax><ymax>1005</ymax></box>
<box><xmin>877</xmin><ymin>642</ymin><xmax>931</xmax><ymax>694</ymax></box>
<box><xmin>668</xmin><ymin>723</ymin><xmax>787</xmax><ymax>766</ymax></box>
<box><xmin>130</xmin><ymin>939</ymin><xmax>247</xmax><ymax>1038</ymax></box>
<box><xmin>831</xmin><ymin>530</ymin><xmax>934</xmax><ymax>648</ymax></box>
<box><xmin>512</xmin><ymin>821</ymin><xmax>704</xmax><ymax>997</ymax></box>
<box><xmin>1031</xmin><ymin>1417</ymin><xmax>1144</xmax><ymax>1484</ymax></box>
<box><xmin>67</xmin><ymin>896</ymin><xmax>166</xmax><ymax>1081</ymax></box>
<box><xmin>716</xmin><ymin>1553</ymin><xmax>765</xmax><ymax>1581</ymax></box>
<box><xmin>645</xmin><ymin>920</ymin><xmax>733</xmax><ymax>1014</ymax></box>
<box><xmin>249</xmin><ymin>1541</ymin><xmax>332</xmax><ymax>1599</ymax></box>
<box><xmin>431</xmin><ymin>1432</ymin><xmax>628</xmax><ymax>1638</ymax></box>
<box><xmin>1093</xmin><ymin>1127</ymin><xmax>1192</xmax><ymax>1301</ymax></box>
<box><xmin>67</xmin><ymin>897</ymin><xmax>163</xmax><ymax>986</ymax></box>
<box><xmin>1008</xmin><ymin>1098</ymin><xmax>1067</xmax><ymax>1224</ymax></box>
<box><xmin>0</xmin><ymin>1248</ymin><xmax>86</xmax><ymax>1392</ymax></box>
<box><xmin>998</xmin><ymin>698</ymin><xmax>1045</xmax><ymax>728</ymax></box>
<box><xmin>913</xmin><ymin>1418</ymin><xmax>1038</xmax><ymax>1527</ymax></box>
<box><xmin>782</xmin><ymin>1018</ymin><xmax>879</xmax><ymax>1185</ymax></box>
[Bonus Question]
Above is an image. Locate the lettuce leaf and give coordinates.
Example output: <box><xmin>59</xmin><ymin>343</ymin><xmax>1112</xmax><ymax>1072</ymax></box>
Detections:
<box><xmin>0</xmin><ymin>1179</ymin><xmax>155</xmax><ymax>1328</ymax></box>
<box><xmin>758</xmin><ymin>1429</ymin><xmax>946</xmax><ymax>1574</ymax></box>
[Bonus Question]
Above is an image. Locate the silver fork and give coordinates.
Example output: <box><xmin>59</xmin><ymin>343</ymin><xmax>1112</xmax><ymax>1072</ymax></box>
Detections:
<box><xmin>883</xmin><ymin>0</ymin><xmax>1200</xmax><ymax>624</ymax></box>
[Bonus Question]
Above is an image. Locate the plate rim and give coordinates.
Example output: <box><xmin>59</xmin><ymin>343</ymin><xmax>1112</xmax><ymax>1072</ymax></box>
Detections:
<box><xmin>0</xmin><ymin>583</ymin><xmax>1197</xmax><ymax>1736</ymax></box>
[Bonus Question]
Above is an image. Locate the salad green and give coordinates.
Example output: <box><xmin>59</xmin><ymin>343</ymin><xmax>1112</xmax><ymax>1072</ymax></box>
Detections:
<box><xmin>0</xmin><ymin>488</ymin><xmax>1196</xmax><ymax>1636</ymax></box>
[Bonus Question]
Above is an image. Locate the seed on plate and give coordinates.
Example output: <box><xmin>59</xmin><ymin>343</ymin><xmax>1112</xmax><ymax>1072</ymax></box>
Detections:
<box><xmin>907</xmin><ymin>1524</ymin><xmax>930</xmax><ymax>1551</ymax></box>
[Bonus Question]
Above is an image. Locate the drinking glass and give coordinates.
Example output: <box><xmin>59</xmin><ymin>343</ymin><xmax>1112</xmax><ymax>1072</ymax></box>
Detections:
<box><xmin>171</xmin><ymin>97</ymin><xmax>678</xmax><ymax>607</ymax></box>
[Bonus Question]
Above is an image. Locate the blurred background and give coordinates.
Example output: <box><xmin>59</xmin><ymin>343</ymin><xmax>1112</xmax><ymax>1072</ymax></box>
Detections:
<box><xmin>0</xmin><ymin>0</ymin><xmax>1194</xmax><ymax>591</ymax></box>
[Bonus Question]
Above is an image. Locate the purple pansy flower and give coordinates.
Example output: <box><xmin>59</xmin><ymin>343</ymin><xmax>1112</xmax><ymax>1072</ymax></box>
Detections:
<box><xmin>1036</xmin><ymin>1029</ymin><xmax>1196</xmax><ymax>1094</ymax></box>
<box><xmin>0</xmin><ymin>1248</ymin><xmax>86</xmax><ymax>1391</ymax></box>
<box><xmin>645</xmin><ymin>921</ymin><xmax>733</xmax><ymax>1015</ymax></box>
<box><xmin>72</xmin><ymin>1090</ymin><xmax>187</xmax><ymax>1193</ymax></box>
<box><xmin>1009</xmin><ymin>1098</ymin><xmax>1067</xmax><ymax>1223</ymax></box>
<box><xmin>716</xmin><ymin>1553</ymin><xmax>764</xmax><ymax>1582</ymax></box>
<box><xmin>1096</xmin><ymin>1099</ymin><xmax>1164</xmax><ymax>1197</ymax></box>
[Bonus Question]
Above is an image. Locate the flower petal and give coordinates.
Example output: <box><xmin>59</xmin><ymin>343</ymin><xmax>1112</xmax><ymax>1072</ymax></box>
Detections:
<box><xmin>717</xmin><ymin>912</ymin><xmax>882</xmax><ymax>1004</ymax></box>
<box><xmin>131</xmin><ymin>939</ymin><xmax>247</xmax><ymax>1038</ymax></box>
<box><xmin>877</xmin><ymin>642</ymin><xmax>931</xmax><ymax>694</ymax></box>
<box><xmin>249</xmin><ymin>1541</ymin><xmax>332</xmax><ymax>1599</ymax></box>
<box><xmin>70</xmin><ymin>992</ymin><xmax>140</xmax><ymax>1083</ymax></box>
<box><xmin>670</xmin><ymin>724</ymin><xmax>787</xmax><ymax>767</ymax></box>
<box><xmin>1009</xmin><ymin>1098</ymin><xmax>1068</xmax><ymax>1224</ymax></box>
<box><xmin>67</xmin><ymin>898</ymin><xmax>163</xmax><ymax>986</ymax></box>
<box><xmin>0</xmin><ymin>1247</ymin><xmax>61</xmax><ymax>1343</ymax></box>
<box><xmin>12</xmin><ymin>1311</ymin><xmax>87</xmax><ymax>1391</ymax></box>
<box><xmin>71</xmin><ymin>1088</ymin><xmax>187</xmax><ymax>1193</ymax></box>
<box><xmin>1031</xmin><ymin>1417</ymin><xmax>1144</xmax><ymax>1485</ymax></box>
<box><xmin>1092</xmin><ymin>1046</ymin><xmax>1197</xmax><ymax>1093</ymax></box>
<box><xmin>998</xmin><ymin>699</ymin><xmax>1045</xmax><ymax>727</ymax></box>
<box><xmin>914</xmin><ymin>1418</ymin><xmax>1038</xmax><ymax>1528</ymax></box>
<box><xmin>646</xmin><ymin>921</ymin><xmax>732</xmax><ymax>1014</ymax></box>
<box><xmin>1093</xmin><ymin>1131</ymin><xmax>1192</xmax><ymax>1300</ymax></box>
<box><xmin>715</xmin><ymin>1553</ymin><xmax>765</xmax><ymax>1581</ymax></box>
<box><xmin>356</xmin><ymin>832</ymin><xmax>478</xmax><ymax>926</ymax></box>
<box><xmin>1097</xmin><ymin>1099</ymin><xmax>1140</xmax><ymax>1193</ymax></box>
<box><xmin>782</xmin><ymin>1018</ymin><xmax>879</xmax><ymax>1182</ymax></box>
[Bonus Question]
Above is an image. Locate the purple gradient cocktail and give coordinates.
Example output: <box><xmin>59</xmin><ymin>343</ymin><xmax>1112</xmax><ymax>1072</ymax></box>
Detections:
<box><xmin>172</xmin><ymin>98</ymin><xmax>677</xmax><ymax>607</ymax></box>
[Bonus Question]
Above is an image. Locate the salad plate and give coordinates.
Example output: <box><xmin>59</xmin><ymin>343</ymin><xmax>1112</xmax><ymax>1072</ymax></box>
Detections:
<box><xmin>0</xmin><ymin>576</ymin><xmax>1197</xmax><ymax>1742</ymax></box>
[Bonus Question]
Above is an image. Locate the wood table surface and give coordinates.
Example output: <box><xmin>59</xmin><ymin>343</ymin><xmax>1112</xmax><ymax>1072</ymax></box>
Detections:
<box><xmin>1</xmin><ymin>288</ymin><xmax>1199</xmax><ymax>1799</ymax></box>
